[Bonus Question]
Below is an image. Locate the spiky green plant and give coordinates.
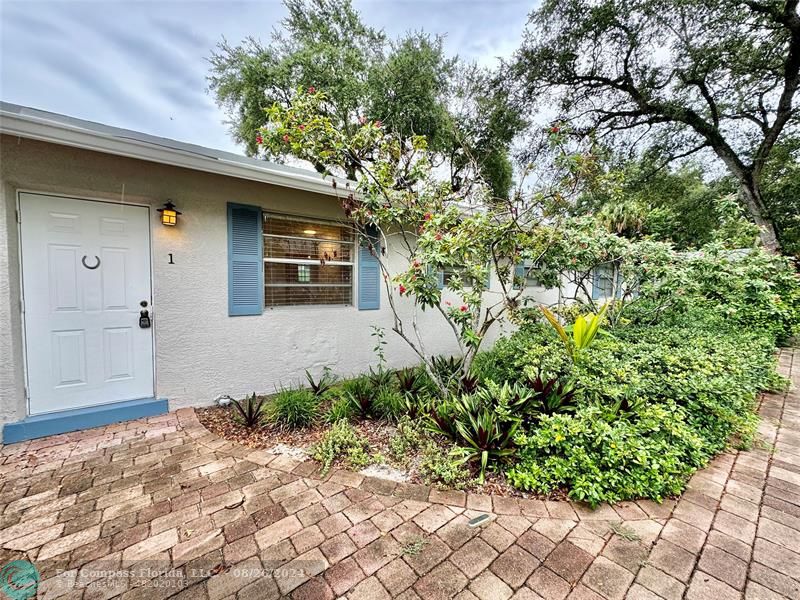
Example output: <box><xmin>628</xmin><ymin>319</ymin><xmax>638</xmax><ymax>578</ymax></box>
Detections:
<box><xmin>450</xmin><ymin>394</ymin><xmax>520</xmax><ymax>483</ymax></box>
<box><xmin>305</xmin><ymin>367</ymin><xmax>337</xmax><ymax>397</ymax></box>
<box><xmin>231</xmin><ymin>393</ymin><xmax>267</xmax><ymax>428</ymax></box>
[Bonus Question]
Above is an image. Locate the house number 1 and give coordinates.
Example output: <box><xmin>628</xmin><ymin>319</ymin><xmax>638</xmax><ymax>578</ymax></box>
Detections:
<box><xmin>168</xmin><ymin>253</ymin><xmax>175</xmax><ymax>264</ymax></box>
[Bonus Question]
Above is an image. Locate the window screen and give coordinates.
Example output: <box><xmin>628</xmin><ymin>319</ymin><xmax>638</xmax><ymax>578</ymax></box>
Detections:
<box><xmin>264</xmin><ymin>215</ymin><xmax>354</xmax><ymax>306</ymax></box>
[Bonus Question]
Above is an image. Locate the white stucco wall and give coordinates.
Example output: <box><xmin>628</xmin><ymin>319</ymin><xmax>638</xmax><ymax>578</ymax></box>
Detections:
<box><xmin>1</xmin><ymin>136</ymin><xmax>530</xmax><ymax>439</ymax></box>
<box><xmin>0</xmin><ymin>155</ymin><xmax>27</xmax><ymax>437</ymax></box>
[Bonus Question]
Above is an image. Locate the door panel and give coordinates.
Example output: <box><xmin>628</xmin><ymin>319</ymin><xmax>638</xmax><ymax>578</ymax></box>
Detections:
<box><xmin>20</xmin><ymin>193</ymin><xmax>154</xmax><ymax>414</ymax></box>
<box><xmin>100</xmin><ymin>248</ymin><xmax>128</xmax><ymax>309</ymax></box>
<box><xmin>51</xmin><ymin>330</ymin><xmax>87</xmax><ymax>387</ymax></box>
<box><xmin>103</xmin><ymin>327</ymin><xmax>134</xmax><ymax>381</ymax></box>
<box><xmin>48</xmin><ymin>245</ymin><xmax>81</xmax><ymax>311</ymax></box>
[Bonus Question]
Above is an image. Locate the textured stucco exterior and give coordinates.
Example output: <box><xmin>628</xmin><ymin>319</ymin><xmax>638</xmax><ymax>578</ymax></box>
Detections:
<box><xmin>0</xmin><ymin>135</ymin><xmax>524</xmax><ymax>440</ymax></box>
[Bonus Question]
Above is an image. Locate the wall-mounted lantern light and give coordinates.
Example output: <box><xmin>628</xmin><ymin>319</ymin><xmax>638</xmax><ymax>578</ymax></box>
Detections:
<box><xmin>157</xmin><ymin>201</ymin><xmax>181</xmax><ymax>226</ymax></box>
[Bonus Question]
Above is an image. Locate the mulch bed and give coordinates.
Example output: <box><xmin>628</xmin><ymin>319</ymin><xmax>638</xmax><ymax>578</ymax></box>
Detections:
<box><xmin>197</xmin><ymin>405</ymin><xmax>396</xmax><ymax>451</ymax></box>
<box><xmin>197</xmin><ymin>405</ymin><xmax>563</xmax><ymax>500</ymax></box>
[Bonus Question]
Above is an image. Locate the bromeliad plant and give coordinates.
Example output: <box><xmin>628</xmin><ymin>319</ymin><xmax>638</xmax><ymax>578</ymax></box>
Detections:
<box><xmin>473</xmin><ymin>380</ymin><xmax>538</xmax><ymax>419</ymax></box>
<box><xmin>342</xmin><ymin>376</ymin><xmax>375</xmax><ymax>418</ymax></box>
<box><xmin>449</xmin><ymin>394</ymin><xmax>521</xmax><ymax>483</ymax></box>
<box><xmin>231</xmin><ymin>393</ymin><xmax>267</xmax><ymax>428</ymax></box>
<box><xmin>432</xmin><ymin>355</ymin><xmax>481</xmax><ymax>395</ymax></box>
<box><xmin>395</xmin><ymin>367</ymin><xmax>428</xmax><ymax>398</ymax></box>
<box><xmin>541</xmin><ymin>304</ymin><xmax>608</xmax><ymax>362</ymax></box>
<box><xmin>526</xmin><ymin>373</ymin><xmax>577</xmax><ymax>415</ymax></box>
<box><xmin>305</xmin><ymin>367</ymin><xmax>337</xmax><ymax>397</ymax></box>
<box><xmin>427</xmin><ymin>386</ymin><xmax>522</xmax><ymax>483</ymax></box>
<box><xmin>425</xmin><ymin>398</ymin><xmax>459</xmax><ymax>439</ymax></box>
<box><xmin>395</xmin><ymin>367</ymin><xmax>431</xmax><ymax>418</ymax></box>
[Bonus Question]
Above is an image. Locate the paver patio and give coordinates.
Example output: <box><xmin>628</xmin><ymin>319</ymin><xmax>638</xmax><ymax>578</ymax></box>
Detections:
<box><xmin>0</xmin><ymin>348</ymin><xmax>798</xmax><ymax>599</ymax></box>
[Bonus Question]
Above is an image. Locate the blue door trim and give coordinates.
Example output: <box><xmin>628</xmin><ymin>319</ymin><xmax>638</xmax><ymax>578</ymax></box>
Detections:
<box><xmin>2</xmin><ymin>397</ymin><xmax>169</xmax><ymax>444</ymax></box>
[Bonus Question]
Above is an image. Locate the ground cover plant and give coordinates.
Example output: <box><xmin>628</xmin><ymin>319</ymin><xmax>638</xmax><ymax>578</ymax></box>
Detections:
<box><xmin>199</xmin><ymin>241</ymin><xmax>798</xmax><ymax>505</ymax></box>
<box><xmin>492</xmin><ymin>313</ymin><xmax>784</xmax><ymax>505</ymax></box>
<box><xmin>198</xmin><ymin>77</ymin><xmax>800</xmax><ymax>506</ymax></box>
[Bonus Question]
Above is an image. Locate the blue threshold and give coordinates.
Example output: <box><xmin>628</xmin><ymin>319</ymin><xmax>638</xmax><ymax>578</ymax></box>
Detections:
<box><xmin>2</xmin><ymin>397</ymin><xmax>169</xmax><ymax>444</ymax></box>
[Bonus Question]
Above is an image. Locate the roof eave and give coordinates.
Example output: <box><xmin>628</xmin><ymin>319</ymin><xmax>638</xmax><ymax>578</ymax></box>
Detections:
<box><xmin>0</xmin><ymin>110</ymin><xmax>345</xmax><ymax>198</ymax></box>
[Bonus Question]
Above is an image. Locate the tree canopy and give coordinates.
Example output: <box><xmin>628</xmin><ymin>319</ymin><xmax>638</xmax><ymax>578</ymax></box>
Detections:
<box><xmin>207</xmin><ymin>0</ymin><xmax>523</xmax><ymax>197</ymax></box>
<box><xmin>513</xmin><ymin>0</ymin><xmax>800</xmax><ymax>251</ymax></box>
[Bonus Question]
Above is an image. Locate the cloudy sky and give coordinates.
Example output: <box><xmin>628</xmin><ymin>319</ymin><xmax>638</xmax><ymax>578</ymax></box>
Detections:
<box><xmin>0</xmin><ymin>0</ymin><xmax>532</xmax><ymax>155</ymax></box>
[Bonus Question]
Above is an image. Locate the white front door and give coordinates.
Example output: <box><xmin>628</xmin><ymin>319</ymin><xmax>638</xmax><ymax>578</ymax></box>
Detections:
<box><xmin>19</xmin><ymin>192</ymin><xmax>154</xmax><ymax>415</ymax></box>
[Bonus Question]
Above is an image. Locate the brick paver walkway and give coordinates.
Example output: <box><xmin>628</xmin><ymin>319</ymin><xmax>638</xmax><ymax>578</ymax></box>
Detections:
<box><xmin>0</xmin><ymin>349</ymin><xmax>797</xmax><ymax>599</ymax></box>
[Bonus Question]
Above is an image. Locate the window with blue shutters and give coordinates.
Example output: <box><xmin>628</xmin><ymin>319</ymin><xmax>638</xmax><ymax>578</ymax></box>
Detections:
<box><xmin>358</xmin><ymin>226</ymin><xmax>381</xmax><ymax>310</ymax></box>
<box><xmin>227</xmin><ymin>203</ymin><xmax>264</xmax><ymax>316</ymax></box>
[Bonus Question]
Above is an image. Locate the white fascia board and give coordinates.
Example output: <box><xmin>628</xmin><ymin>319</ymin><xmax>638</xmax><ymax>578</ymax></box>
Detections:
<box><xmin>0</xmin><ymin>111</ymin><xmax>346</xmax><ymax>198</ymax></box>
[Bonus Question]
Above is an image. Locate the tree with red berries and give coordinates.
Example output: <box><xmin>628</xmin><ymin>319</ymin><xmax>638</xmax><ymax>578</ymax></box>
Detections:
<box><xmin>259</xmin><ymin>89</ymin><xmax>608</xmax><ymax>395</ymax></box>
<box><xmin>208</xmin><ymin>0</ymin><xmax>523</xmax><ymax>198</ymax></box>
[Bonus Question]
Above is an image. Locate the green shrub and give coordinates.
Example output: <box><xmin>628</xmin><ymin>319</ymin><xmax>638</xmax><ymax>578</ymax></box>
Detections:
<box><xmin>577</xmin><ymin>320</ymin><xmax>783</xmax><ymax>440</ymax></box>
<box><xmin>386</xmin><ymin>417</ymin><xmax>473</xmax><ymax>488</ymax></box>
<box><xmin>388</xmin><ymin>417</ymin><xmax>425</xmax><ymax>464</ymax></box>
<box><xmin>507</xmin><ymin>404</ymin><xmax>708</xmax><ymax>507</ymax></box>
<box><xmin>269</xmin><ymin>388</ymin><xmax>319</xmax><ymax>429</ymax></box>
<box><xmin>419</xmin><ymin>442</ymin><xmax>474</xmax><ymax>490</ymax></box>
<box><xmin>342</xmin><ymin>376</ymin><xmax>375</xmax><ymax>418</ymax></box>
<box><xmin>472</xmin><ymin>323</ymin><xmax>572</xmax><ymax>384</ymax></box>
<box><xmin>629</xmin><ymin>245</ymin><xmax>800</xmax><ymax>342</ymax></box>
<box><xmin>324</xmin><ymin>393</ymin><xmax>355</xmax><ymax>423</ymax></box>
<box><xmin>374</xmin><ymin>387</ymin><xmax>405</xmax><ymax>420</ymax></box>
<box><xmin>313</xmin><ymin>420</ymin><xmax>371</xmax><ymax>475</ymax></box>
<box><xmin>494</xmin><ymin>311</ymin><xmax>779</xmax><ymax>504</ymax></box>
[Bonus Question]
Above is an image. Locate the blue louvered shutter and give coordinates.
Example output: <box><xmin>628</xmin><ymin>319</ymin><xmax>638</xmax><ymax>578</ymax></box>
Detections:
<box><xmin>358</xmin><ymin>227</ymin><xmax>380</xmax><ymax>310</ymax></box>
<box><xmin>227</xmin><ymin>203</ymin><xmax>263</xmax><ymax>316</ymax></box>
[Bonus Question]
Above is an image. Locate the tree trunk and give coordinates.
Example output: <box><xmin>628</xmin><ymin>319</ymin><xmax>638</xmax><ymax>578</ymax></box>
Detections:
<box><xmin>739</xmin><ymin>176</ymin><xmax>780</xmax><ymax>253</ymax></box>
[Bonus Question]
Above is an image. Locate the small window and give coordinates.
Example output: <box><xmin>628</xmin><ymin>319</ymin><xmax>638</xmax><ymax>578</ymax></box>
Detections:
<box><xmin>513</xmin><ymin>261</ymin><xmax>542</xmax><ymax>289</ymax></box>
<box><xmin>264</xmin><ymin>215</ymin><xmax>354</xmax><ymax>307</ymax></box>
<box><xmin>592</xmin><ymin>263</ymin><xmax>620</xmax><ymax>299</ymax></box>
<box><xmin>438</xmin><ymin>265</ymin><xmax>490</xmax><ymax>289</ymax></box>
<box><xmin>441</xmin><ymin>266</ymin><xmax>467</xmax><ymax>287</ymax></box>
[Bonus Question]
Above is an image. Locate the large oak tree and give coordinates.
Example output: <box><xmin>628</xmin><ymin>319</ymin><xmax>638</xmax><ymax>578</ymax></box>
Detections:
<box><xmin>514</xmin><ymin>0</ymin><xmax>800</xmax><ymax>251</ymax></box>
